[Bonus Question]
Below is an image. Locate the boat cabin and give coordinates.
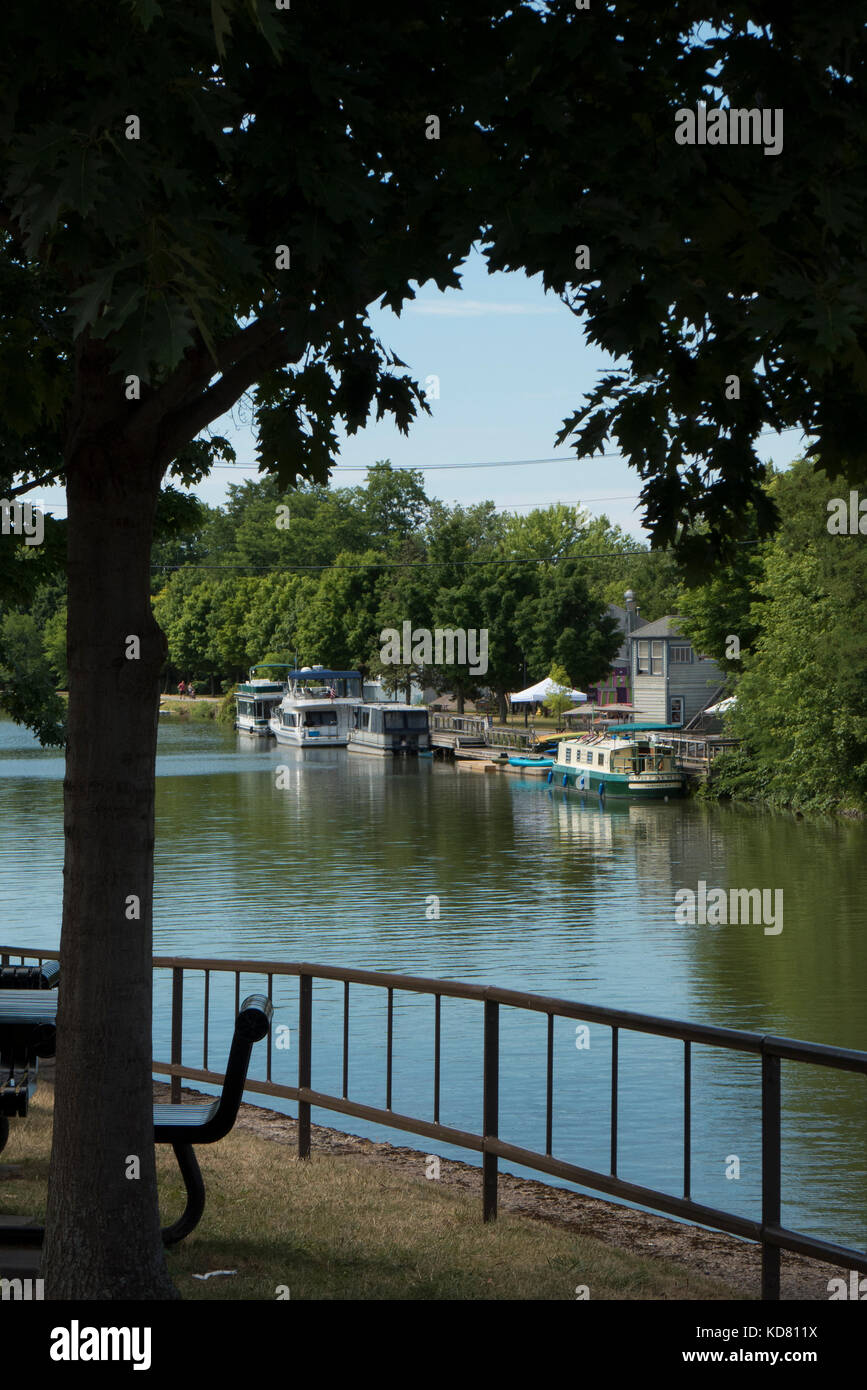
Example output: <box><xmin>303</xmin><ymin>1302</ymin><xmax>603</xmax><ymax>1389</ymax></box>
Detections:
<box><xmin>235</xmin><ymin>665</ymin><xmax>291</xmax><ymax>735</ymax></box>
<box><xmin>349</xmin><ymin>704</ymin><xmax>430</xmax><ymax>756</ymax></box>
<box><xmin>554</xmin><ymin>726</ymin><xmax>685</xmax><ymax>798</ymax></box>
<box><xmin>268</xmin><ymin>667</ymin><xmax>364</xmax><ymax>747</ymax></box>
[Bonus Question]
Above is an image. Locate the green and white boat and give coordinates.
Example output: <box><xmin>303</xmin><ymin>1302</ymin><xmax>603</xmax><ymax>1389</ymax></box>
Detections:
<box><xmin>551</xmin><ymin>724</ymin><xmax>686</xmax><ymax>799</ymax></box>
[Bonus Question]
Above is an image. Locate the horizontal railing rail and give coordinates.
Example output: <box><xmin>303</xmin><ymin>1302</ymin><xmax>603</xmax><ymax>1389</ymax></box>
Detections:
<box><xmin>3</xmin><ymin>944</ymin><xmax>866</xmax><ymax>1300</ymax></box>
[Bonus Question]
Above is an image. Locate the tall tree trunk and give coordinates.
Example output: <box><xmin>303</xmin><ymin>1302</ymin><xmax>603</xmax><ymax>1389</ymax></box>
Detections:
<box><xmin>456</xmin><ymin>688</ymin><xmax>465</xmax><ymax>715</ymax></box>
<box><xmin>42</xmin><ymin>443</ymin><xmax>177</xmax><ymax>1299</ymax></box>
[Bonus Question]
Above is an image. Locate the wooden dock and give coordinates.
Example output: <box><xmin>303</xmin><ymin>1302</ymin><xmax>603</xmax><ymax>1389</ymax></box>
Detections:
<box><xmin>429</xmin><ymin>713</ymin><xmax>739</xmax><ymax>784</ymax></box>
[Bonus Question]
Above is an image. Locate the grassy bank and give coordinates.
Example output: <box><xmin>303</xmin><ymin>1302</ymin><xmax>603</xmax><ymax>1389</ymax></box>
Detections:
<box><xmin>2</xmin><ymin>1088</ymin><xmax>736</xmax><ymax>1300</ymax></box>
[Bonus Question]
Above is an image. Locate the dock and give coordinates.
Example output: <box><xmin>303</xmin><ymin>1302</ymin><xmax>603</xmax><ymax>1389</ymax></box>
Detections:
<box><xmin>429</xmin><ymin>714</ymin><xmax>739</xmax><ymax>783</ymax></box>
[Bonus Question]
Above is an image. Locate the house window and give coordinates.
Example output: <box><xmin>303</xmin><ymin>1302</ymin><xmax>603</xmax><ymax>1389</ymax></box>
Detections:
<box><xmin>636</xmin><ymin>640</ymin><xmax>649</xmax><ymax>673</ymax></box>
<box><xmin>670</xmin><ymin>644</ymin><xmax>692</xmax><ymax>664</ymax></box>
<box><xmin>652</xmin><ymin>640</ymin><xmax>663</xmax><ymax>675</ymax></box>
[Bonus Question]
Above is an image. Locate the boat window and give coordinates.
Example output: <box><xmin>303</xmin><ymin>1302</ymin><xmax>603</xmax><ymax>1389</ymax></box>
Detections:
<box><xmin>305</xmin><ymin>710</ymin><xmax>338</xmax><ymax>727</ymax></box>
<box><xmin>597</xmin><ymin>753</ymin><xmax>605</xmax><ymax>766</ymax></box>
<box><xmin>406</xmin><ymin>712</ymin><xmax>428</xmax><ymax>729</ymax></box>
<box><xmin>384</xmin><ymin>712</ymin><xmax>409</xmax><ymax>731</ymax></box>
<box><xmin>565</xmin><ymin>748</ymin><xmax>571</xmax><ymax>764</ymax></box>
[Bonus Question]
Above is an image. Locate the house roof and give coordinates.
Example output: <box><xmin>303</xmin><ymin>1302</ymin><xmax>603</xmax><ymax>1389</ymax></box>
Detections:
<box><xmin>626</xmin><ymin>614</ymin><xmax>685</xmax><ymax>640</ymax></box>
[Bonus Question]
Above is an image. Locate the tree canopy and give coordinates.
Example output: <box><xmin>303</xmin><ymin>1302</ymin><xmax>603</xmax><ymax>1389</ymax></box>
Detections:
<box><xmin>4</xmin><ymin>0</ymin><xmax>867</xmax><ymax>1299</ymax></box>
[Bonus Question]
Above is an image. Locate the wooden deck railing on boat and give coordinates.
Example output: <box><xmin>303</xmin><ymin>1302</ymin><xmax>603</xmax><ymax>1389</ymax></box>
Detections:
<box><xmin>3</xmin><ymin>943</ymin><xmax>866</xmax><ymax>1301</ymax></box>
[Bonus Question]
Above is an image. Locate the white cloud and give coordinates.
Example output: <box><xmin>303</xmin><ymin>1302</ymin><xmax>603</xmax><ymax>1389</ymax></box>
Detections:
<box><xmin>406</xmin><ymin>298</ymin><xmax>560</xmax><ymax>318</ymax></box>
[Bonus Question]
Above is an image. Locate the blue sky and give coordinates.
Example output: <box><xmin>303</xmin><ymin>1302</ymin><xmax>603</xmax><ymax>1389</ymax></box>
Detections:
<box><xmin>36</xmin><ymin>247</ymin><xmax>807</xmax><ymax>539</ymax></box>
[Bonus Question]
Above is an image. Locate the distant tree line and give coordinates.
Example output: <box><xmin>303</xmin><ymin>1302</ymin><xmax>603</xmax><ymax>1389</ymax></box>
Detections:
<box><xmin>7</xmin><ymin>458</ymin><xmax>864</xmax><ymax>813</ymax></box>
<box><xmin>144</xmin><ymin>463</ymin><xmax>687</xmax><ymax>715</ymax></box>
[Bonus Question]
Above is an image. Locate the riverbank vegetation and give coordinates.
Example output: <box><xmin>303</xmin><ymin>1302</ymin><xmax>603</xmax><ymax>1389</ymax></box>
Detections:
<box><xmin>680</xmin><ymin>461</ymin><xmax>867</xmax><ymax>815</ymax></box>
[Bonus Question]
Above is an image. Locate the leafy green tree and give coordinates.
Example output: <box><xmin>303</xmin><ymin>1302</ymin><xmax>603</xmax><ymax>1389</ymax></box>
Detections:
<box><xmin>359</xmin><ymin>462</ymin><xmax>431</xmax><ymax>554</ymax></box>
<box><xmin>152</xmin><ymin>572</ymin><xmax>217</xmax><ymax>688</ymax></box>
<box><xmin>515</xmin><ymin>559</ymin><xmax>622</xmax><ymax>693</ymax></box>
<box><xmin>295</xmin><ymin>551</ymin><xmax>386</xmax><ymax>675</ymax></box>
<box><xmin>542</xmin><ymin>661</ymin><xmax>575</xmax><ymax>723</ymax></box>
<box><xmin>487</xmin><ymin>4</ymin><xmax>867</xmax><ymax>566</ymax></box>
<box><xmin>4</xmin><ymin>0</ymin><xmax>867</xmax><ymax>1297</ymax></box>
<box><xmin>372</xmin><ymin>534</ymin><xmax>434</xmax><ymax>703</ymax></box>
<box><xmin>709</xmin><ymin>461</ymin><xmax>867</xmax><ymax>810</ymax></box>
<box><xmin>0</xmin><ymin>610</ymin><xmax>66</xmax><ymax>745</ymax></box>
<box><xmin>42</xmin><ymin>602</ymin><xmax>68</xmax><ymax>690</ymax></box>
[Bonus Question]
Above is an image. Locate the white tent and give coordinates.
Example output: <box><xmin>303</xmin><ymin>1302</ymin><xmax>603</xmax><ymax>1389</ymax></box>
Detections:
<box><xmin>705</xmin><ymin>696</ymin><xmax>737</xmax><ymax>715</ymax></box>
<box><xmin>509</xmin><ymin>677</ymin><xmax>587</xmax><ymax>705</ymax></box>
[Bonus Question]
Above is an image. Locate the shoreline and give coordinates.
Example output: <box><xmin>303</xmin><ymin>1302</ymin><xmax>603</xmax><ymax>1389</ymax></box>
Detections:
<box><xmin>152</xmin><ymin>1078</ymin><xmax>845</xmax><ymax>1301</ymax></box>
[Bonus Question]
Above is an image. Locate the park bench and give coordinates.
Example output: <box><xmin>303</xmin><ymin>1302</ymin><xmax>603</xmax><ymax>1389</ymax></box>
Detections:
<box><xmin>0</xmin><ymin>991</ymin><xmax>271</xmax><ymax>1248</ymax></box>
<box><xmin>0</xmin><ymin>964</ymin><xmax>60</xmax><ymax>1150</ymax></box>
<box><xmin>0</xmin><ymin>989</ymin><xmax>58</xmax><ymax>1158</ymax></box>
<box><xmin>0</xmin><ymin>960</ymin><xmax>60</xmax><ymax>990</ymax></box>
<box><xmin>155</xmin><ymin>992</ymin><xmax>273</xmax><ymax>1245</ymax></box>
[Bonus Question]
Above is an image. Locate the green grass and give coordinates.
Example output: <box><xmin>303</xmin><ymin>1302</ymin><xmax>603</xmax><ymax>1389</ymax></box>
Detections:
<box><xmin>1</xmin><ymin>1089</ymin><xmax>740</xmax><ymax>1300</ymax></box>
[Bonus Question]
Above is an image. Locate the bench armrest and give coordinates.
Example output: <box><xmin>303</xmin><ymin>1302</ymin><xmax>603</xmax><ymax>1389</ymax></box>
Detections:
<box><xmin>236</xmin><ymin>994</ymin><xmax>273</xmax><ymax>1042</ymax></box>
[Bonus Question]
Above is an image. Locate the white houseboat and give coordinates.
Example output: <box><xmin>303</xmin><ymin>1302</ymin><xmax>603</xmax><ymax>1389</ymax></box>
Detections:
<box><xmin>347</xmin><ymin>703</ymin><xmax>431</xmax><ymax>756</ymax></box>
<box><xmin>269</xmin><ymin>667</ymin><xmax>364</xmax><ymax>748</ymax></box>
<box><xmin>551</xmin><ymin>724</ymin><xmax>686</xmax><ymax>799</ymax></box>
<box><xmin>234</xmin><ymin>665</ymin><xmax>290</xmax><ymax>736</ymax></box>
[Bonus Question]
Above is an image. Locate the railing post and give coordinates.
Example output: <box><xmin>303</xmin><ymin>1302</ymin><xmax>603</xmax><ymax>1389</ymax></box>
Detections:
<box><xmin>298</xmin><ymin>972</ymin><xmax>312</xmax><ymax>1160</ymax></box>
<box><xmin>483</xmin><ymin>998</ymin><xmax>499</xmax><ymax>1222</ymax></box>
<box><xmin>761</xmin><ymin>1046</ymin><xmax>781</xmax><ymax>1300</ymax></box>
<box><xmin>170</xmin><ymin>967</ymin><xmax>183</xmax><ymax>1104</ymax></box>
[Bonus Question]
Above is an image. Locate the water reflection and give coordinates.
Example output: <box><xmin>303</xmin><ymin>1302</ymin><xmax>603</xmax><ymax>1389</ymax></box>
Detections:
<box><xmin>1</xmin><ymin>714</ymin><xmax>865</xmax><ymax>1247</ymax></box>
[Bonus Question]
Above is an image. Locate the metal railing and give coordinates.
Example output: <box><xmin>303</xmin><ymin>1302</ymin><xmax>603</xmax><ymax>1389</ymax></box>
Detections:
<box><xmin>665</xmin><ymin>735</ymin><xmax>741</xmax><ymax>771</ymax></box>
<box><xmin>3</xmin><ymin>944</ymin><xmax>866</xmax><ymax>1300</ymax></box>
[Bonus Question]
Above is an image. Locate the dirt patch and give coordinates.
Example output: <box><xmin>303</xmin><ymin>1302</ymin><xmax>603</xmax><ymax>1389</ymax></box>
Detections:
<box><xmin>152</xmin><ymin>1080</ymin><xmax>845</xmax><ymax>1301</ymax></box>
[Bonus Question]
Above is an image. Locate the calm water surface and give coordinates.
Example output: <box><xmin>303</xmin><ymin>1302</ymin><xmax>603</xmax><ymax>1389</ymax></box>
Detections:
<box><xmin>1</xmin><ymin>713</ymin><xmax>865</xmax><ymax>1248</ymax></box>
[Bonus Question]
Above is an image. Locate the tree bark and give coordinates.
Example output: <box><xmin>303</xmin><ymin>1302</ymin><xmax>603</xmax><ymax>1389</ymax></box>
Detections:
<box><xmin>42</xmin><ymin>439</ymin><xmax>177</xmax><ymax>1299</ymax></box>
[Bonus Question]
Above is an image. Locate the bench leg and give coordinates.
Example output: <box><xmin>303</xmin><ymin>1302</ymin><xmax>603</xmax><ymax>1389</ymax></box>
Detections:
<box><xmin>161</xmin><ymin>1142</ymin><xmax>206</xmax><ymax>1246</ymax></box>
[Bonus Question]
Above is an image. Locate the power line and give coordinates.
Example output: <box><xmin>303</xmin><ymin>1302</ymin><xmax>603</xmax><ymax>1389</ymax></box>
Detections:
<box><xmin>207</xmin><ymin>426</ymin><xmax>808</xmax><ymax>474</ymax></box>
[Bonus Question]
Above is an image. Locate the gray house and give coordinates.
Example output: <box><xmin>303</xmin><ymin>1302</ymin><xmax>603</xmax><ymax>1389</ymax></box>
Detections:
<box><xmin>628</xmin><ymin>616</ymin><xmax>727</xmax><ymax>726</ymax></box>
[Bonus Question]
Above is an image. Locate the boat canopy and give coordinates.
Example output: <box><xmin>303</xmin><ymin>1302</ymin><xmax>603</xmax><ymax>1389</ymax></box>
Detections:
<box><xmin>287</xmin><ymin>668</ymin><xmax>362</xmax><ymax>680</ymax></box>
<box><xmin>599</xmin><ymin>722</ymin><xmax>681</xmax><ymax>733</ymax></box>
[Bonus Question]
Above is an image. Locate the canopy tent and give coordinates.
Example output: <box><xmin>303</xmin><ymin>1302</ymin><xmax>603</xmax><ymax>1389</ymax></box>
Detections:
<box><xmin>705</xmin><ymin>696</ymin><xmax>737</xmax><ymax>715</ymax></box>
<box><xmin>563</xmin><ymin>702</ymin><xmax>637</xmax><ymax>718</ymax></box>
<box><xmin>509</xmin><ymin>677</ymin><xmax>587</xmax><ymax>705</ymax></box>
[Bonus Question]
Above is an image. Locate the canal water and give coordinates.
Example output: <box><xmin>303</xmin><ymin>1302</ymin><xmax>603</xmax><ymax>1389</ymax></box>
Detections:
<box><xmin>1</xmin><ymin>713</ymin><xmax>865</xmax><ymax>1251</ymax></box>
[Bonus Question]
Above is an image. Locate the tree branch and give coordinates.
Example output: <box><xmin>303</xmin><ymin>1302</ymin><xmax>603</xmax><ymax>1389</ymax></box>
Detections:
<box><xmin>155</xmin><ymin>314</ymin><xmax>312</xmax><ymax>466</ymax></box>
<box><xmin>6</xmin><ymin>469</ymin><xmax>64</xmax><ymax>499</ymax></box>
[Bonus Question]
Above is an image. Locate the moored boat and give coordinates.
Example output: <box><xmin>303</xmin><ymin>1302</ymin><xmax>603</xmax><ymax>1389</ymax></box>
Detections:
<box><xmin>551</xmin><ymin>725</ymin><xmax>685</xmax><ymax>798</ymax></box>
<box><xmin>269</xmin><ymin>667</ymin><xmax>364</xmax><ymax>748</ymax></box>
<box><xmin>347</xmin><ymin>702</ymin><xmax>430</xmax><ymax>756</ymax></box>
<box><xmin>234</xmin><ymin>665</ymin><xmax>291</xmax><ymax>736</ymax></box>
